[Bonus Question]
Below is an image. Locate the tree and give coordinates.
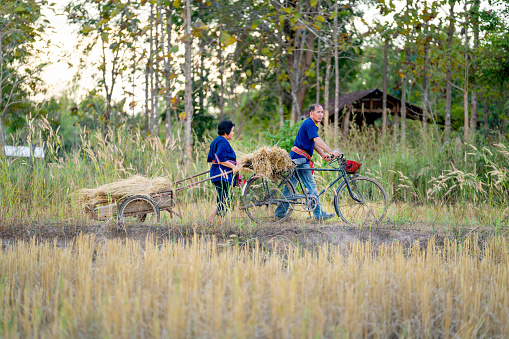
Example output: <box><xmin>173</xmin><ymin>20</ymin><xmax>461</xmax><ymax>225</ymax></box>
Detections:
<box><xmin>183</xmin><ymin>0</ymin><xmax>193</xmax><ymax>162</ymax></box>
<box><xmin>0</xmin><ymin>0</ymin><xmax>51</xmax><ymax>156</ymax></box>
<box><xmin>333</xmin><ymin>0</ymin><xmax>340</xmax><ymax>147</ymax></box>
<box><xmin>66</xmin><ymin>0</ymin><xmax>136</xmax><ymax>129</ymax></box>
<box><xmin>444</xmin><ymin>0</ymin><xmax>456</xmax><ymax>141</ymax></box>
<box><xmin>463</xmin><ymin>0</ymin><xmax>469</xmax><ymax>142</ymax></box>
<box><xmin>469</xmin><ymin>0</ymin><xmax>480</xmax><ymax>134</ymax></box>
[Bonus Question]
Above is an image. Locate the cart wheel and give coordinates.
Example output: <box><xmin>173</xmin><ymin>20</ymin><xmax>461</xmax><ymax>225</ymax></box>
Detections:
<box><xmin>117</xmin><ymin>195</ymin><xmax>160</xmax><ymax>227</ymax></box>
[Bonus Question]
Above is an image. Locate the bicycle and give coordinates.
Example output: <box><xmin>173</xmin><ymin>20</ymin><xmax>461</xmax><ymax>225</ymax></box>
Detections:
<box><xmin>241</xmin><ymin>155</ymin><xmax>388</xmax><ymax>225</ymax></box>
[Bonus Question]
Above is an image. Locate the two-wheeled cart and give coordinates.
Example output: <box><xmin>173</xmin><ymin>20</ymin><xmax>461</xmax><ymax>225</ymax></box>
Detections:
<box><xmin>85</xmin><ymin>169</ymin><xmax>234</xmax><ymax>226</ymax></box>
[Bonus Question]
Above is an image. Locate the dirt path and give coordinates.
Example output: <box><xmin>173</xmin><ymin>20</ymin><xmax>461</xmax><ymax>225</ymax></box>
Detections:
<box><xmin>3</xmin><ymin>219</ymin><xmax>499</xmax><ymax>251</ymax></box>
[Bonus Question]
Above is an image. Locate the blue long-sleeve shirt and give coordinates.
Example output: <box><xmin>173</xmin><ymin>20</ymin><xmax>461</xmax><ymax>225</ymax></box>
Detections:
<box><xmin>207</xmin><ymin>136</ymin><xmax>236</xmax><ymax>183</ymax></box>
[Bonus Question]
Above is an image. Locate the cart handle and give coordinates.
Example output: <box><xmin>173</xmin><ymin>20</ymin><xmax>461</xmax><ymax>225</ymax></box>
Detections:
<box><xmin>156</xmin><ymin>170</ymin><xmax>234</xmax><ymax>194</ymax></box>
<box><xmin>171</xmin><ymin>170</ymin><xmax>210</xmax><ymax>186</ymax></box>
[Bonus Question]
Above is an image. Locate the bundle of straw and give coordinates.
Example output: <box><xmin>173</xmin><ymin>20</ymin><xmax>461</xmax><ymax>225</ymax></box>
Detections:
<box><xmin>79</xmin><ymin>175</ymin><xmax>172</xmax><ymax>205</ymax></box>
<box><xmin>239</xmin><ymin>146</ymin><xmax>294</xmax><ymax>179</ymax></box>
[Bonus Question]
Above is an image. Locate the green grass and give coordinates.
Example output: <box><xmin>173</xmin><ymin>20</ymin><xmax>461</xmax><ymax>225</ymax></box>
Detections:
<box><xmin>1</xmin><ymin>118</ymin><xmax>508</xmax><ymax>227</ymax></box>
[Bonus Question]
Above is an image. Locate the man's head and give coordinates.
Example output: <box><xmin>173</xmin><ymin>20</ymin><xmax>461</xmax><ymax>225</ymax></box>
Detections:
<box><xmin>309</xmin><ymin>104</ymin><xmax>324</xmax><ymax>124</ymax></box>
<box><xmin>218</xmin><ymin>120</ymin><xmax>235</xmax><ymax>140</ymax></box>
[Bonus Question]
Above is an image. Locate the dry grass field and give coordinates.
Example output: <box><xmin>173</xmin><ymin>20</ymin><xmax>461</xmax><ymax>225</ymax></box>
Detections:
<box><xmin>1</xmin><ymin>232</ymin><xmax>508</xmax><ymax>338</ymax></box>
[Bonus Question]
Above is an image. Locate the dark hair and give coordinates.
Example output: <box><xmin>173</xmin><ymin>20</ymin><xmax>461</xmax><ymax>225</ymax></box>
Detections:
<box><xmin>218</xmin><ymin>120</ymin><xmax>235</xmax><ymax>136</ymax></box>
<box><xmin>309</xmin><ymin>104</ymin><xmax>322</xmax><ymax>113</ymax></box>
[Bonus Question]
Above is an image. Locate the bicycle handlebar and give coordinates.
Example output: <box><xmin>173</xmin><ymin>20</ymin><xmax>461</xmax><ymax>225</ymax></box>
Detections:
<box><xmin>326</xmin><ymin>153</ymin><xmax>344</xmax><ymax>159</ymax></box>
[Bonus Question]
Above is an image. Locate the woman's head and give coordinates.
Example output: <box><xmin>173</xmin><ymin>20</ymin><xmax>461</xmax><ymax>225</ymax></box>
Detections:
<box><xmin>218</xmin><ymin>120</ymin><xmax>235</xmax><ymax>140</ymax></box>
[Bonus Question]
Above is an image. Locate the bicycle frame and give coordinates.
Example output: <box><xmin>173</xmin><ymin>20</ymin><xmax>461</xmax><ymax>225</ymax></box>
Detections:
<box><xmin>283</xmin><ymin>165</ymin><xmax>363</xmax><ymax>204</ymax></box>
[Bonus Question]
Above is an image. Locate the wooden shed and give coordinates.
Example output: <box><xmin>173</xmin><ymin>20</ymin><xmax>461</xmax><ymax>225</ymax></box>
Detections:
<box><xmin>302</xmin><ymin>88</ymin><xmax>424</xmax><ymax>130</ymax></box>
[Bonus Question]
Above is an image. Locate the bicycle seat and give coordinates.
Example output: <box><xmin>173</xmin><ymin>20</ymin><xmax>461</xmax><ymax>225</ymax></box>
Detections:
<box><xmin>291</xmin><ymin>158</ymin><xmax>307</xmax><ymax>165</ymax></box>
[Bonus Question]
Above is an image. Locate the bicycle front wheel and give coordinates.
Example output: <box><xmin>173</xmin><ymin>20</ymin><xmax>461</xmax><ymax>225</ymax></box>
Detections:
<box><xmin>334</xmin><ymin>176</ymin><xmax>388</xmax><ymax>226</ymax></box>
<box><xmin>242</xmin><ymin>175</ymin><xmax>295</xmax><ymax>224</ymax></box>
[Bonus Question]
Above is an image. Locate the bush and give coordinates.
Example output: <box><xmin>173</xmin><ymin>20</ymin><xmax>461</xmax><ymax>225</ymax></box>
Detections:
<box><xmin>263</xmin><ymin>119</ymin><xmax>304</xmax><ymax>152</ymax></box>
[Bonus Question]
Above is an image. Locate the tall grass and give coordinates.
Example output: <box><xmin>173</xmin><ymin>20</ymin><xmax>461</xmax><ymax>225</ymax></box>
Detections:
<box><xmin>1</xmin><ymin>117</ymin><xmax>508</xmax><ymax>225</ymax></box>
<box><xmin>0</xmin><ymin>235</ymin><xmax>508</xmax><ymax>337</ymax></box>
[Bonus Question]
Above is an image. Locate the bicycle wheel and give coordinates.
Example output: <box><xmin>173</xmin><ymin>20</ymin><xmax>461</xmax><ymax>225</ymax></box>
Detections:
<box><xmin>117</xmin><ymin>195</ymin><xmax>160</xmax><ymax>227</ymax></box>
<box><xmin>242</xmin><ymin>175</ymin><xmax>295</xmax><ymax>224</ymax></box>
<box><xmin>334</xmin><ymin>176</ymin><xmax>388</xmax><ymax>226</ymax></box>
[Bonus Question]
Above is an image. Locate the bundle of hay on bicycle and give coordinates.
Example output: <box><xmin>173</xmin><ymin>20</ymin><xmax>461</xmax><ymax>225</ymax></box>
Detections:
<box><xmin>239</xmin><ymin>146</ymin><xmax>294</xmax><ymax>179</ymax></box>
<box><xmin>79</xmin><ymin>175</ymin><xmax>173</xmax><ymax>206</ymax></box>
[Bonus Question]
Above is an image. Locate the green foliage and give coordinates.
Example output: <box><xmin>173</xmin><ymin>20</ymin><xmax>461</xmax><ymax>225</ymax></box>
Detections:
<box><xmin>0</xmin><ymin>0</ymin><xmax>52</xmax><ymax>129</ymax></box>
<box><xmin>263</xmin><ymin>119</ymin><xmax>303</xmax><ymax>152</ymax></box>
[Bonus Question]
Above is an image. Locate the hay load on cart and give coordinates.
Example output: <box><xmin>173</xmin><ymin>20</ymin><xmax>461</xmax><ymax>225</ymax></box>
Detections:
<box><xmin>79</xmin><ymin>175</ymin><xmax>173</xmax><ymax>206</ymax></box>
<box><xmin>238</xmin><ymin>146</ymin><xmax>294</xmax><ymax>179</ymax></box>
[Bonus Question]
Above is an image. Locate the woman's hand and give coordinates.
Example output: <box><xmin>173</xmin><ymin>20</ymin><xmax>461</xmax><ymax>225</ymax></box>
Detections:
<box><xmin>218</xmin><ymin>161</ymin><xmax>240</xmax><ymax>172</ymax></box>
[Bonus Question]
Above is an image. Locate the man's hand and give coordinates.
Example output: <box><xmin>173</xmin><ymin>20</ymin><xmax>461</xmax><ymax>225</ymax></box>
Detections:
<box><xmin>331</xmin><ymin>150</ymin><xmax>342</xmax><ymax>158</ymax></box>
<box><xmin>323</xmin><ymin>154</ymin><xmax>334</xmax><ymax>162</ymax></box>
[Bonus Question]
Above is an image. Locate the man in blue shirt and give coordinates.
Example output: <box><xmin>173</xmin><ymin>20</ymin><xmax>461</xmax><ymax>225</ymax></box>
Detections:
<box><xmin>276</xmin><ymin>104</ymin><xmax>341</xmax><ymax>221</ymax></box>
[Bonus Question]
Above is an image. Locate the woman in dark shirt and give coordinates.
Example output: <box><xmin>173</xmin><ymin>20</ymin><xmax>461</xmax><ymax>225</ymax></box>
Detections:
<box><xmin>207</xmin><ymin>120</ymin><xmax>240</xmax><ymax>223</ymax></box>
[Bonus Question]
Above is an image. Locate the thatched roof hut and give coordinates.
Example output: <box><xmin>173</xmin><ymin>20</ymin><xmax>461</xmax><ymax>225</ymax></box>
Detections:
<box><xmin>302</xmin><ymin>88</ymin><xmax>424</xmax><ymax>126</ymax></box>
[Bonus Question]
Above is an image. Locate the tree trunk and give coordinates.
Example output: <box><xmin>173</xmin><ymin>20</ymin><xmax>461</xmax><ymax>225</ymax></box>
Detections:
<box><xmin>219</xmin><ymin>45</ymin><xmax>224</xmax><ymax>120</ymax></box>
<box><xmin>0</xmin><ymin>117</ymin><xmax>5</xmax><ymax>157</ymax></box>
<box><xmin>183</xmin><ymin>0</ymin><xmax>193</xmax><ymax>162</ymax></box>
<box><xmin>470</xmin><ymin>91</ymin><xmax>478</xmax><ymax>136</ymax></box>
<box><xmin>316</xmin><ymin>35</ymin><xmax>321</xmax><ymax>105</ymax></box>
<box><xmin>101</xmin><ymin>40</ymin><xmax>112</xmax><ymax>126</ymax></box>
<box><xmin>165</xmin><ymin>7</ymin><xmax>173</xmax><ymax>144</ymax></box>
<box><xmin>153</xmin><ymin>3</ymin><xmax>161</xmax><ymax>138</ymax></box>
<box><xmin>199</xmin><ymin>39</ymin><xmax>205</xmax><ymax>115</ymax></box>
<box><xmin>0</xmin><ymin>35</ymin><xmax>4</xmax><ymax>157</ymax></box>
<box><xmin>382</xmin><ymin>38</ymin><xmax>388</xmax><ymax>137</ymax></box>
<box><xmin>482</xmin><ymin>91</ymin><xmax>488</xmax><ymax>136</ymax></box>
<box><xmin>470</xmin><ymin>0</ymin><xmax>480</xmax><ymax>135</ymax></box>
<box><xmin>149</xmin><ymin>3</ymin><xmax>155</xmax><ymax>135</ymax></box>
<box><xmin>422</xmin><ymin>28</ymin><xmax>430</xmax><ymax>134</ymax></box>
<box><xmin>342</xmin><ymin>106</ymin><xmax>351</xmax><ymax>140</ymax></box>
<box><xmin>333</xmin><ymin>0</ymin><xmax>340</xmax><ymax>148</ymax></box>
<box><xmin>276</xmin><ymin>52</ymin><xmax>284</xmax><ymax>128</ymax></box>
<box><xmin>315</xmin><ymin>0</ymin><xmax>322</xmax><ymax>105</ymax></box>
<box><xmin>463</xmin><ymin>0</ymin><xmax>469</xmax><ymax>142</ymax></box>
<box><xmin>445</xmin><ymin>1</ymin><xmax>455</xmax><ymax>141</ymax></box>
<box><xmin>323</xmin><ymin>48</ymin><xmax>332</xmax><ymax>141</ymax></box>
<box><xmin>400</xmin><ymin>74</ymin><xmax>407</xmax><ymax>145</ymax></box>
<box><xmin>400</xmin><ymin>0</ymin><xmax>410</xmax><ymax>146</ymax></box>
<box><xmin>393</xmin><ymin>106</ymin><xmax>399</xmax><ymax>141</ymax></box>
<box><xmin>145</xmin><ymin>62</ymin><xmax>150</xmax><ymax>133</ymax></box>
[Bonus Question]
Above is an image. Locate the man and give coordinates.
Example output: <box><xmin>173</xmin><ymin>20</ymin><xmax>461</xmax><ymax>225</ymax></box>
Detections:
<box><xmin>275</xmin><ymin>104</ymin><xmax>341</xmax><ymax>221</ymax></box>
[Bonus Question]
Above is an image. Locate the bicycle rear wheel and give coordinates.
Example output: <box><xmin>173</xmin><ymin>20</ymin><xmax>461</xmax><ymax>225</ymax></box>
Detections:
<box><xmin>334</xmin><ymin>176</ymin><xmax>388</xmax><ymax>226</ymax></box>
<box><xmin>242</xmin><ymin>175</ymin><xmax>295</xmax><ymax>224</ymax></box>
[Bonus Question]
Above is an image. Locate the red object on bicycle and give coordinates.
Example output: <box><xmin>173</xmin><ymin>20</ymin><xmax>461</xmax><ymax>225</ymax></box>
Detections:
<box><xmin>345</xmin><ymin>160</ymin><xmax>362</xmax><ymax>174</ymax></box>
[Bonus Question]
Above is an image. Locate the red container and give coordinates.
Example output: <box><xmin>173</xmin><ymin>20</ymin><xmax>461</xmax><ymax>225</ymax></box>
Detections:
<box><xmin>345</xmin><ymin>160</ymin><xmax>362</xmax><ymax>174</ymax></box>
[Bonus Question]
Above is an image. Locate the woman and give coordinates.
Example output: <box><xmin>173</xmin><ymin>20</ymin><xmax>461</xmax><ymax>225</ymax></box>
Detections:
<box><xmin>207</xmin><ymin>120</ymin><xmax>240</xmax><ymax>223</ymax></box>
